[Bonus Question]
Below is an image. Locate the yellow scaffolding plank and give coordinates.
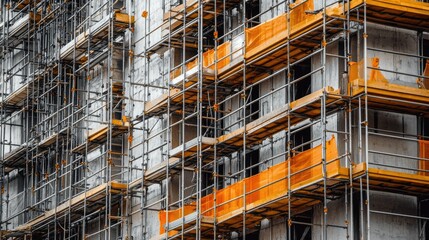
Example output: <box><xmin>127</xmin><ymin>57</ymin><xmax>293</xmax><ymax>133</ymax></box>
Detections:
<box><xmin>72</xmin><ymin>119</ymin><xmax>129</xmax><ymax>154</ymax></box>
<box><xmin>60</xmin><ymin>12</ymin><xmax>134</xmax><ymax>61</ymax></box>
<box><xmin>348</xmin><ymin>79</ymin><xmax>429</xmax><ymax>115</ymax></box>
<box><xmin>161</xmin><ymin>0</ymin><xmax>241</xmax><ymax>33</ymax></box>
<box><xmin>348</xmin><ymin>0</ymin><xmax>429</xmax><ymax>30</ymax></box>
<box><xmin>353</xmin><ymin>163</ymin><xmax>429</xmax><ymax>195</ymax></box>
<box><xmin>1</xmin><ymin>83</ymin><xmax>30</xmax><ymax>107</ymax></box>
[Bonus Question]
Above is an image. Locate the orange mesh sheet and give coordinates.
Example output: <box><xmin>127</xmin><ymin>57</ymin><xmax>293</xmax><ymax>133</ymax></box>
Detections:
<box><xmin>170</xmin><ymin>58</ymin><xmax>198</xmax><ymax>80</ymax></box>
<box><xmin>159</xmin><ymin>136</ymin><xmax>339</xmax><ymax>234</ymax></box>
<box><xmin>203</xmin><ymin>41</ymin><xmax>231</xmax><ymax>70</ymax></box>
<box><xmin>419</xmin><ymin>139</ymin><xmax>429</xmax><ymax>176</ymax></box>
<box><xmin>159</xmin><ymin>205</ymin><xmax>196</xmax><ymax>236</ymax></box>
<box><xmin>170</xmin><ymin>42</ymin><xmax>231</xmax><ymax>79</ymax></box>
<box><xmin>349</xmin><ymin>57</ymin><xmax>389</xmax><ymax>83</ymax></box>
<box><xmin>244</xmin><ymin>0</ymin><xmax>314</xmax><ymax>59</ymax></box>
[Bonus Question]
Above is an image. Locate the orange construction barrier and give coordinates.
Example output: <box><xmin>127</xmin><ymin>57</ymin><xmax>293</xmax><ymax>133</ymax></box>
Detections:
<box><xmin>159</xmin><ymin>136</ymin><xmax>339</xmax><ymax>234</ymax></box>
<box><xmin>419</xmin><ymin>139</ymin><xmax>429</xmax><ymax>176</ymax></box>
<box><xmin>245</xmin><ymin>0</ymin><xmax>314</xmax><ymax>59</ymax></box>
<box><xmin>349</xmin><ymin>57</ymin><xmax>389</xmax><ymax>83</ymax></box>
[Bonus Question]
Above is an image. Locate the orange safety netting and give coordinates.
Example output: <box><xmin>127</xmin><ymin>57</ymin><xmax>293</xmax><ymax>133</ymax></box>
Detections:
<box><xmin>203</xmin><ymin>41</ymin><xmax>231</xmax><ymax>70</ymax></box>
<box><xmin>158</xmin><ymin>205</ymin><xmax>196</xmax><ymax>236</ymax></box>
<box><xmin>170</xmin><ymin>41</ymin><xmax>231</xmax><ymax>79</ymax></box>
<box><xmin>244</xmin><ymin>0</ymin><xmax>314</xmax><ymax>59</ymax></box>
<box><xmin>419</xmin><ymin>139</ymin><xmax>429</xmax><ymax>176</ymax></box>
<box><xmin>159</xmin><ymin>136</ymin><xmax>339</xmax><ymax>234</ymax></box>
<box><xmin>349</xmin><ymin>57</ymin><xmax>389</xmax><ymax>83</ymax></box>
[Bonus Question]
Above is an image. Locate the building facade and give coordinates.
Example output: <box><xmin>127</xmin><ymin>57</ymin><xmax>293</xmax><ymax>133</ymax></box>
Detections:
<box><xmin>1</xmin><ymin>0</ymin><xmax>429</xmax><ymax>239</ymax></box>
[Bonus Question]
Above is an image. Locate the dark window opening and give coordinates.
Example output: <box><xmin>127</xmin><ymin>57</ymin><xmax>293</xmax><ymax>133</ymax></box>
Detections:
<box><xmin>293</xmin><ymin>128</ymin><xmax>311</xmax><ymax>153</ymax></box>
<box><xmin>420</xmin><ymin>197</ymin><xmax>429</xmax><ymax>239</ymax></box>
<box><xmin>423</xmin><ymin>38</ymin><xmax>429</xmax><ymax>60</ymax></box>
<box><xmin>246</xmin><ymin>149</ymin><xmax>260</xmax><ymax>177</ymax></box>
<box><xmin>292</xmin><ymin>59</ymin><xmax>311</xmax><ymax>152</ymax></box>
<box><xmin>292</xmin><ymin>211</ymin><xmax>313</xmax><ymax>240</ymax></box>
<box><xmin>202</xmin><ymin>170</ymin><xmax>214</xmax><ymax>196</ymax></box>
<box><xmin>245</xmin><ymin>0</ymin><xmax>260</xmax><ymax>28</ymax></box>
<box><xmin>204</xmin><ymin>15</ymin><xmax>227</xmax><ymax>48</ymax></box>
<box><xmin>424</xmin><ymin>118</ymin><xmax>429</xmax><ymax>138</ymax></box>
<box><xmin>239</xmin><ymin>230</ymin><xmax>260</xmax><ymax>240</ymax></box>
<box><xmin>353</xmin><ymin>191</ymin><xmax>365</xmax><ymax>240</ymax></box>
<box><xmin>246</xmin><ymin>84</ymin><xmax>260</xmax><ymax>123</ymax></box>
<box><xmin>293</xmin><ymin>59</ymin><xmax>312</xmax><ymax>101</ymax></box>
<box><xmin>202</xmin><ymin>110</ymin><xmax>215</xmax><ymax>138</ymax></box>
<box><xmin>217</xmin><ymin>162</ymin><xmax>225</xmax><ymax>190</ymax></box>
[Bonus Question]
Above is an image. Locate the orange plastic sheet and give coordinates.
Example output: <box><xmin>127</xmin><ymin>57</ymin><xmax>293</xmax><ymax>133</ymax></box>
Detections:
<box><xmin>170</xmin><ymin>41</ymin><xmax>231</xmax><ymax>79</ymax></box>
<box><xmin>417</xmin><ymin>60</ymin><xmax>429</xmax><ymax>89</ymax></box>
<box><xmin>349</xmin><ymin>57</ymin><xmax>389</xmax><ymax>83</ymax></box>
<box><xmin>203</xmin><ymin>41</ymin><xmax>231</xmax><ymax>70</ymax></box>
<box><xmin>159</xmin><ymin>136</ymin><xmax>339</xmax><ymax>234</ymax></box>
<box><xmin>419</xmin><ymin>139</ymin><xmax>429</xmax><ymax>176</ymax></box>
<box><xmin>159</xmin><ymin>205</ymin><xmax>196</xmax><ymax>236</ymax></box>
<box><xmin>244</xmin><ymin>0</ymin><xmax>314</xmax><ymax>59</ymax></box>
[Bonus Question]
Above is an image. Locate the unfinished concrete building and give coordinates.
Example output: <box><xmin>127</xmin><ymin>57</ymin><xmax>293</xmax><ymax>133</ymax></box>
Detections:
<box><xmin>1</xmin><ymin>0</ymin><xmax>429</xmax><ymax>239</ymax></box>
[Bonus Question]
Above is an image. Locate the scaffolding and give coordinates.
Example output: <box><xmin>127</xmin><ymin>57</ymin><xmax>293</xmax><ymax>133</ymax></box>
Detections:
<box><xmin>129</xmin><ymin>0</ymin><xmax>429</xmax><ymax>239</ymax></box>
<box><xmin>1</xmin><ymin>0</ymin><xmax>429</xmax><ymax>239</ymax></box>
<box><xmin>1</xmin><ymin>0</ymin><xmax>134</xmax><ymax>239</ymax></box>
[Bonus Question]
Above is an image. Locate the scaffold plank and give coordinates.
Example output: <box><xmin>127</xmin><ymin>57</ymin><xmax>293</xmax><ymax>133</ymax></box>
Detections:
<box><xmin>159</xmin><ymin>0</ymin><xmax>241</xmax><ymax>41</ymax></box>
<box><xmin>11</xmin><ymin>0</ymin><xmax>41</xmax><ymax>11</ymax></box>
<box><xmin>158</xmin><ymin>137</ymin><xmax>349</xmax><ymax>237</ymax></box>
<box><xmin>14</xmin><ymin>181</ymin><xmax>127</xmax><ymax>232</ymax></box>
<box><xmin>144</xmin><ymin>89</ymin><xmax>181</xmax><ymax>117</ymax></box>
<box><xmin>129</xmin><ymin>157</ymin><xmax>181</xmax><ymax>189</ymax></box>
<box><xmin>38</xmin><ymin>128</ymin><xmax>70</xmax><ymax>148</ymax></box>
<box><xmin>169</xmin><ymin>137</ymin><xmax>217</xmax><ymax>159</ymax></box>
<box><xmin>348</xmin><ymin>0</ymin><xmax>429</xmax><ymax>30</ymax></box>
<box><xmin>353</xmin><ymin>163</ymin><xmax>429</xmax><ymax>196</ymax></box>
<box><xmin>1</xmin><ymin>83</ymin><xmax>30</xmax><ymax>107</ymax></box>
<box><xmin>59</xmin><ymin>12</ymin><xmax>133</xmax><ymax>61</ymax></box>
<box><xmin>1</xmin><ymin>144</ymin><xmax>27</xmax><ymax>171</ymax></box>
<box><xmin>348</xmin><ymin>79</ymin><xmax>429</xmax><ymax>115</ymax></box>
<box><xmin>218</xmin><ymin>87</ymin><xmax>342</xmax><ymax>148</ymax></box>
<box><xmin>72</xmin><ymin>119</ymin><xmax>129</xmax><ymax>154</ymax></box>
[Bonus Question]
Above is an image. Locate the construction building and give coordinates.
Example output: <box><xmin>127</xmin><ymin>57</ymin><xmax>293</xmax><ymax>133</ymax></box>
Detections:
<box><xmin>1</xmin><ymin>0</ymin><xmax>429</xmax><ymax>239</ymax></box>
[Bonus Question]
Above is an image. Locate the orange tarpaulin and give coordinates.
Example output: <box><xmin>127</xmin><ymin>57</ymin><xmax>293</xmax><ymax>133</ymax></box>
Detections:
<box><xmin>349</xmin><ymin>57</ymin><xmax>389</xmax><ymax>83</ymax></box>
<box><xmin>245</xmin><ymin>0</ymin><xmax>314</xmax><ymax>59</ymax></box>
<box><xmin>417</xmin><ymin>60</ymin><xmax>429</xmax><ymax>89</ymax></box>
<box><xmin>419</xmin><ymin>139</ymin><xmax>429</xmax><ymax>176</ymax></box>
<box><xmin>203</xmin><ymin>41</ymin><xmax>231</xmax><ymax>70</ymax></box>
<box><xmin>159</xmin><ymin>136</ymin><xmax>339</xmax><ymax>234</ymax></box>
<box><xmin>170</xmin><ymin>41</ymin><xmax>231</xmax><ymax>79</ymax></box>
<box><xmin>158</xmin><ymin>205</ymin><xmax>196</xmax><ymax>236</ymax></box>
<box><xmin>171</xmin><ymin>0</ymin><xmax>348</xmax><ymax>80</ymax></box>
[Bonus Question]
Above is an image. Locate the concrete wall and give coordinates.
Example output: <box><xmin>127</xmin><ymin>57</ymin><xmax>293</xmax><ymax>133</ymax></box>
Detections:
<box><xmin>255</xmin><ymin>3</ymin><xmax>421</xmax><ymax>240</ymax></box>
<box><xmin>260</xmin><ymin>217</ymin><xmax>288</xmax><ymax>240</ymax></box>
<box><xmin>130</xmin><ymin>0</ymin><xmax>169</xmax><ymax>238</ymax></box>
<box><xmin>312</xmin><ymin>198</ymin><xmax>348</xmax><ymax>240</ymax></box>
<box><xmin>351</xmin><ymin>23</ymin><xmax>419</xmax><ymax>172</ymax></box>
<box><xmin>311</xmin><ymin>23</ymin><xmax>420</xmax><ymax>240</ymax></box>
<box><xmin>1</xmin><ymin>173</ymin><xmax>24</xmax><ymax>229</ymax></box>
<box><xmin>312</xmin><ymin>192</ymin><xmax>418</xmax><ymax>240</ymax></box>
